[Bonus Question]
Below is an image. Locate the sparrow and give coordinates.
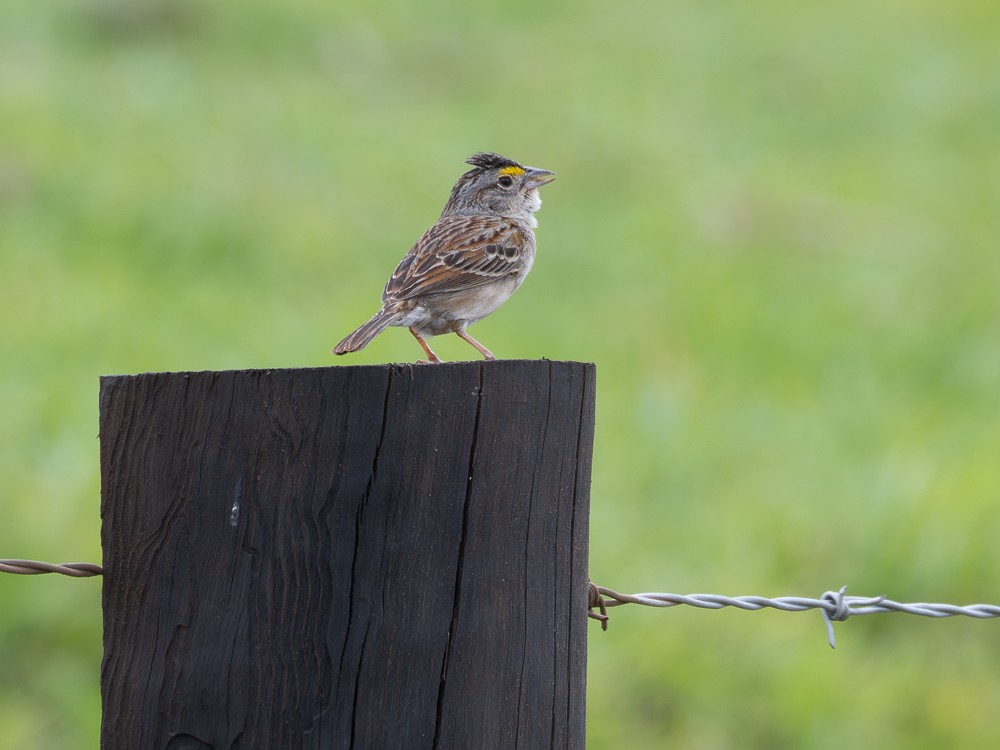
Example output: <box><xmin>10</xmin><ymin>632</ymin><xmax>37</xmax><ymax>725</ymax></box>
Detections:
<box><xmin>333</xmin><ymin>152</ymin><xmax>555</xmax><ymax>362</ymax></box>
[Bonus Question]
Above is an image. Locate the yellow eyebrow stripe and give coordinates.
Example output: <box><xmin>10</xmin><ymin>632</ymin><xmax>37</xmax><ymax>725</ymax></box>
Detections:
<box><xmin>497</xmin><ymin>166</ymin><xmax>525</xmax><ymax>177</ymax></box>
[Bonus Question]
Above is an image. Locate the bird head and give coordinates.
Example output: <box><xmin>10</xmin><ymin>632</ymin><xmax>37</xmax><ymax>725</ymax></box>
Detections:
<box><xmin>442</xmin><ymin>152</ymin><xmax>556</xmax><ymax>221</ymax></box>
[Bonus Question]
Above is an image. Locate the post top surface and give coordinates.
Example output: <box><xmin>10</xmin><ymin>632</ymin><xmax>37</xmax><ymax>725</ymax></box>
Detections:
<box><xmin>99</xmin><ymin>359</ymin><xmax>595</xmax><ymax>383</ymax></box>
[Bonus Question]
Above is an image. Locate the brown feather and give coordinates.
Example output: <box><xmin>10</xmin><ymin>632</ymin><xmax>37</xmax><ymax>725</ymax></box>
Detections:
<box><xmin>383</xmin><ymin>216</ymin><xmax>529</xmax><ymax>302</ymax></box>
<box><xmin>332</xmin><ymin>309</ymin><xmax>403</xmax><ymax>354</ymax></box>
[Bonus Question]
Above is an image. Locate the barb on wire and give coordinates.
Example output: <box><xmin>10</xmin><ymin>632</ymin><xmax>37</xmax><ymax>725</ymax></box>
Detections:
<box><xmin>0</xmin><ymin>559</ymin><xmax>103</xmax><ymax>577</ymax></box>
<box><xmin>588</xmin><ymin>580</ymin><xmax>609</xmax><ymax>631</ymax></box>
<box><xmin>588</xmin><ymin>582</ymin><xmax>1000</xmax><ymax>648</ymax></box>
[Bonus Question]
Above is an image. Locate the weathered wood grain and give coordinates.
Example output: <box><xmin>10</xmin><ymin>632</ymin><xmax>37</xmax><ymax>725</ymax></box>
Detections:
<box><xmin>99</xmin><ymin>360</ymin><xmax>594</xmax><ymax>749</ymax></box>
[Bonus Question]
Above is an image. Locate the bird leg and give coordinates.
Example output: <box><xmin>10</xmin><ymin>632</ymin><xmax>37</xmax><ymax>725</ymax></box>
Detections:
<box><xmin>409</xmin><ymin>328</ymin><xmax>443</xmax><ymax>364</ymax></box>
<box><xmin>456</xmin><ymin>330</ymin><xmax>495</xmax><ymax>360</ymax></box>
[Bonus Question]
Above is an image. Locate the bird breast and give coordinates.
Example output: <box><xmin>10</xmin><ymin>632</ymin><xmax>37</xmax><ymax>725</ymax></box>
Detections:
<box><xmin>400</xmin><ymin>275</ymin><xmax>525</xmax><ymax>335</ymax></box>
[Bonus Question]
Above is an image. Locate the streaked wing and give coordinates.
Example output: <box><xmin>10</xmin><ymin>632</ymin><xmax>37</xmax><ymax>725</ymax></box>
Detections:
<box><xmin>383</xmin><ymin>216</ymin><xmax>529</xmax><ymax>302</ymax></box>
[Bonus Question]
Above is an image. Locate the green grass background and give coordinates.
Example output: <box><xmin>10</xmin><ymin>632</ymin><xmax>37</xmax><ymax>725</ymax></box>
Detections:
<box><xmin>2</xmin><ymin>0</ymin><xmax>999</xmax><ymax>747</ymax></box>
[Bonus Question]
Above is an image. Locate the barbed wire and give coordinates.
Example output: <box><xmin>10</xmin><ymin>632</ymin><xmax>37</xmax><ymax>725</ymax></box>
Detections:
<box><xmin>4</xmin><ymin>560</ymin><xmax>997</xmax><ymax>650</ymax></box>
<box><xmin>0</xmin><ymin>559</ymin><xmax>103</xmax><ymax>577</ymax></box>
<box><xmin>588</xmin><ymin>583</ymin><xmax>1000</xmax><ymax>648</ymax></box>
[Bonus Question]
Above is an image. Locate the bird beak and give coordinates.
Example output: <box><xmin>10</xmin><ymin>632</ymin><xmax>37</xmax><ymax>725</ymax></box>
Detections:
<box><xmin>524</xmin><ymin>167</ymin><xmax>556</xmax><ymax>189</ymax></box>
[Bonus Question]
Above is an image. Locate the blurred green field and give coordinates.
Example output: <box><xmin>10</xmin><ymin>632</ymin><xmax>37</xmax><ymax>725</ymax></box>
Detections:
<box><xmin>2</xmin><ymin>0</ymin><xmax>999</xmax><ymax>747</ymax></box>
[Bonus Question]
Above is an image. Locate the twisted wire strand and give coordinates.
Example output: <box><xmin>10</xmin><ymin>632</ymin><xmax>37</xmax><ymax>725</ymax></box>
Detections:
<box><xmin>0</xmin><ymin>559</ymin><xmax>103</xmax><ymax>577</ymax></box>
<box><xmin>3</xmin><ymin>560</ymin><xmax>997</xmax><ymax>649</ymax></box>
<box><xmin>588</xmin><ymin>583</ymin><xmax>1000</xmax><ymax>647</ymax></box>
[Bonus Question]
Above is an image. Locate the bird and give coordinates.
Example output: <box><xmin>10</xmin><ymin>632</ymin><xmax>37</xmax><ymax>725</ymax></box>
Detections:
<box><xmin>332</xmin><ymin>152</ymin><xmax>556</xmax><ymax>363</ymax></box>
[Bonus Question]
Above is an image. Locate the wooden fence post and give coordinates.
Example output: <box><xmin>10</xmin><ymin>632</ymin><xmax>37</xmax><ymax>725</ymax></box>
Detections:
<box><xmin>99</xmin><ymin>360</ymin><xmax>595</xmax><ymax>749</ymax></box>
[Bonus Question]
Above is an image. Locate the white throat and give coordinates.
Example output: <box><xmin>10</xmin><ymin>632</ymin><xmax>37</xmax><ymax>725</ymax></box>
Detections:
<box><xmin>522</xmin><ymin>190</ymin><xmax>542</xmax><ymax>228</ymax></box>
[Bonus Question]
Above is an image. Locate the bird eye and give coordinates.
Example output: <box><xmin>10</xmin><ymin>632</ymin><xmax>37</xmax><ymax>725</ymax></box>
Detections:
<box><xmin>497</xmin><ymin>175</ymin><xmax>514</xmax><ymax>188</ymax></box>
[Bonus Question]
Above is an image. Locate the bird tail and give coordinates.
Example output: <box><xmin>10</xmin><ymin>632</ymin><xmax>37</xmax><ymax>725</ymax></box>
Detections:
<box><xmin>333</xmin><ymin>309</ymin><xmax>402</xmax><ymax>355</ymax></box>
